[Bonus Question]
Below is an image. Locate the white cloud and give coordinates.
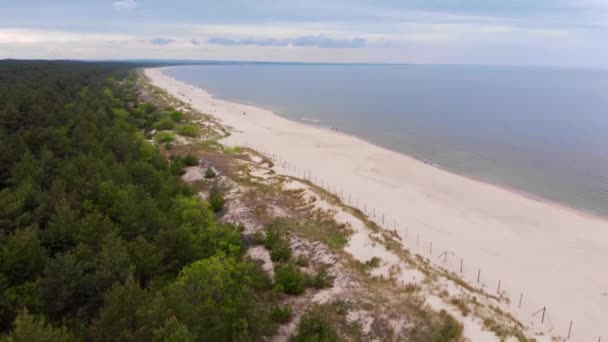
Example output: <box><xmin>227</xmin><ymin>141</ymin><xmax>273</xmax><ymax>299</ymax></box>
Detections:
<box><xmin>0</xmin><ymin>29</ymin><xmax>132</xmax><ymax>44</ymax></box>
<box><xmin>112</xmin><ymin>0</ymin><xmax>137</xmax><ymax>10</ymax></box>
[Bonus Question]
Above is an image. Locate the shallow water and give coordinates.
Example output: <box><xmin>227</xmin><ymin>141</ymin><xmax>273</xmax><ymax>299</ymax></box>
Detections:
<box><xmin>166</xmin><ymin>64</ymin><xmax>608</xmax><ymax>216</ymax></box>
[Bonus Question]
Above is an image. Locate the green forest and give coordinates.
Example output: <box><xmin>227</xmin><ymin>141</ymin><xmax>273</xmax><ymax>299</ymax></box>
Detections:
<box><xmin>0</xmin><ymin>60</ymin><xmax>295</xmax><ymax>341</ymax></box>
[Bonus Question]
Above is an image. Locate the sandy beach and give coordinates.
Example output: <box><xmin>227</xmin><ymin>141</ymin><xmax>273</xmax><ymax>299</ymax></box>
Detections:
<box><xmin>146</xmin><ymin>67</ymin><xmax>608</xmax><ymax>341</ymax></box>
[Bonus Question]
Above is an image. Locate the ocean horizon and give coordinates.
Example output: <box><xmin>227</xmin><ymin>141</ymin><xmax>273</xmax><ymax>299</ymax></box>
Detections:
<box><xmin>165</xmin><ymin>63</ymin><xmax>608</xmax><ymax>217</ymax></box>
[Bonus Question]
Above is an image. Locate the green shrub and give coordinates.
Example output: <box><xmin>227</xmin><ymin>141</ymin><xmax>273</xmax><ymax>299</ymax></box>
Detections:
<box><xmin>155</xmin><ymin>131</ymin><xmax>175</xmax><ymax>144</ymax></box>
<box><xmin>204</xmin><ymin>167</ymin><xmax>216</xmax><ymax>179</ymax></box>
<box><xmin>264</xmin><ymin>224</ymin><xmax>291</xmax><ymax>263</ymax></box>
<box><xmin>141</xmin><ymin>102</ymin><xmax>156</xmax><ymax>113</ymax></box>
<box><xmin>176</xmin><ymin>124</ymin><xmax>200</xmax><ymax>137</ymax></box>
<box><xmin>154</xmin><ymin>117</ymin><xmax>175</xmax><ymax>130</ymax></box>
<box><xmin>170</xmin><ymin>159</ymin><xmax>185</xmax><ymax>176</ymax></box>
<box><xmin>365</xmin><ymin>256</ymin><xmax>381</xmax><ymax>269</ymax></box>
<box><xmin>170</xmin><ymin>110</ymin><xmax>183</xmax><ymax>122</ymax></box>
<box><xmin>182</xmin><ymin>154</ymin><xmax>198</xmax><ymax>167</ymax></box>
<box><xmin>252</xmin><ymin>231</ymin><xmax>266</xmax><ymax>245</ymax></box>
<box><xmin>295</xmin><ymin>255</ymin><xmax>309</xmax><ymax>267</ymax></box>
<box><xmin>270</xmin><ymin>305</ymin><xmax>293</xmax><ymax>324</ymax></box>
<box><xmin>274</xmin><ymin>263</ymin><xmax>309</xmax><ymax>295</ymax></box>
<box><xmin>209</xmin><ymin>185</ymin><xmax>225</xmax><ymax>213</ymax></box>
<box><xmin>293</xmin><ymin>308</ymin><xmax>340</xmax><ymax>342</ymax></box>
<box><xmin>311</xmin><ymin>268</ymin><xmax>333</xmax><ymax>289</ymax></box>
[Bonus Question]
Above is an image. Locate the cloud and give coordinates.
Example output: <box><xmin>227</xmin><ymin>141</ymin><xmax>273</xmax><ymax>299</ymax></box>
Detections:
<box><xmin>208</xmin><ymin>34</ymin><xmax>366</xmax><ymax>48</ymax></box>
<box><xmin>0</xmin><ymin>28</ymin><xmax>131</xmax><ymax>44</ymax></box>
<box><xmin>112</xmin><ymin>0</ymin><xmax>136</xmax><ymax>10</ymax></box>
<box><xmin>207</xmin><ymin>37</ymin><xmax>288</xmax><ymax>47</ymax></box>
<box><xmin>150</xmin><ymin>38</ymin><xmax>174</xmax><ymax>46</ymax></box>
<box><xmin>191</xmin><ymin>39</ymin><xmax>200</xmax><ymax>45</ymax></box>
<box><xmin>292</xmin><ymin>35</ymin><xmax>366</xmax><ymax>48</ymax></box>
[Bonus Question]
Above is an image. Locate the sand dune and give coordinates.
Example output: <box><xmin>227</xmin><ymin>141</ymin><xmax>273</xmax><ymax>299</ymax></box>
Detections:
<box><xmin>146</xmin><ymin>67</ymin><xmax>608</xmax><ymax>341</ymax></box>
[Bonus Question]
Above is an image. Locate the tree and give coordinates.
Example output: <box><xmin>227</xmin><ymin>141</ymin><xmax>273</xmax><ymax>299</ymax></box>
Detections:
<box><xmin>92</xmin><ymin>275</ymin><xmax>148</xmax><ymax>342</ymax></box>
<box><xmin>0</xmin><ymin>309</ymin><xmax>76</xmax><ymax>342</ymax></box>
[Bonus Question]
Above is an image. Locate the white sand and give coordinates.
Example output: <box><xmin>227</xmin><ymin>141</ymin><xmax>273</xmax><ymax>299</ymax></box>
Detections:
<box><xmin>146</xmin><ymin>67</ymin><xmax>608</xmax><ymax>341</ymax></box>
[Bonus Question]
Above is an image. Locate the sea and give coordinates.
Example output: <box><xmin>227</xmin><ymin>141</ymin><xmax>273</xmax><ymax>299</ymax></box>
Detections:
<box><xmin>165</xmin><ymin>63</ymin><xmax>608</xmax><ymax>216</ymax></box>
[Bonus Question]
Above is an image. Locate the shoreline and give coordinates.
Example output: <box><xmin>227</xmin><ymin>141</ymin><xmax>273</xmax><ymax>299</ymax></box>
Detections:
<box><xmin>146</xmin><ymin>66</ymin><xmax>608</xmax><ymax>341</ymax></box>
<box><xmin>160</xmin><ymin>66</ymin><xmax>606</xmax><ymax>222</ymax></box>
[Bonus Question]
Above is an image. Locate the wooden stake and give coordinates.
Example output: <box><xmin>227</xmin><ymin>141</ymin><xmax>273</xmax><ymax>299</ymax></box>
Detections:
<box><xmin>567</xmin><ymin>320</ymin><xmax>572</xmax><ymax>340</ymax></box>
<box><xmin>519</xmin><ymin>292</ymin><xmax>523</xmax><ymax>308</ymax></box>
<box><xmin>477</xmin><ymin>269</ymin><xmax>481</xmax><ymax>283</ymax></box>
<box><xmin>460</xmin><ymin>258</ymin><xmax>463</xmax><ymax>273</ymax></box>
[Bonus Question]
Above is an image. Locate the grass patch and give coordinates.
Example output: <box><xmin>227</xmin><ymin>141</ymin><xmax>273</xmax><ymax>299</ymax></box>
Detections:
<box><xmin>155</xmin><ymin>131</ymin><xmax>175</xmax><ymax>144</ymax></box>
<box><xmin>176</xmin><ymin>124</ymin><xmax>200</xmax><ymax>137</ymax></box>
<box><xmin>270</xmin><ymin>304</ymin><xmax>293</xmax><ymax>324</ymax></box>
<box><xmin>154</xmin><ymin>116</ymin><xmax>175</xmax><ymax>130</ymax></box>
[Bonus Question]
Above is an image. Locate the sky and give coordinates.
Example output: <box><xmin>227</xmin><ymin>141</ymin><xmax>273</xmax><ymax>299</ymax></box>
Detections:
<box><xmin>0</xmin><ymin>0</ymin><xmax>607</xmax><ymax>67</ymax></box>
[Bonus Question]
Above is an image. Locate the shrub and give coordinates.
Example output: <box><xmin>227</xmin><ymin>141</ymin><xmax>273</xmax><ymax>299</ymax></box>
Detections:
<box><xmin>176</xmin><ymin>124</ymin><xmax>200</xmax><ymax>137</ymax></box>
<box><xmin>295</xmin><ymin>255</ymin><xmax>309</xmax><ymax>267</ymax></box>
<box><xmin>209</xmin><ymin>185</ymin><xmax>225</xmax><ymax>213</ymax></box>
<box><xmin>311</xmin><ymin>268</ymin><xmax>333</xmax><ymax>289</ymax></box>
<box><xmin>170</xmin><ymin>159</ymin><xmax>185</xmax><ymax>176</ymax></box>
<box><xmin>274</xmin><ymin>263</ymin><xmax>309</xmax><ymax>295</ymax></box>
<box><xmin>155</xmin><ymin>131</ymin><xmax>175</xmax><ymax>144</ymax></box>
<box><xmin>365</xmin><ymin>256</ymin><xmax>381</xmax><ymax>269</ymax></box>
<box><xmin>293</xmin><ymin>308</ymin><xmax>340</xmax><ymax>342</ymax></box>
<box><xmin>252</xmin><ymin>231</ymin><xmax>266</xmax><ymax>245</ymax></box>
<box><xmin>204</xmin><ymin>167</ymin><xmax>216</xmax><ymax>179</ymax></box>
<box><xmin>170</xmin><ymin>110</ymin><xmax>183</xmax><ymax>122</ymax></box>
<box><xmin>154</xmin><ymin>117</ymin><xmax>175</xmax><ymax>130</ymax></box>
<box><xmin>141</xmin><ymin>102</ymin><xmax>156</xmax><ymax>113</ymax></box>
<box><xmin>270</xmin><ymin>305</ymin><xmax>293</xmax><ymax>324</ymax></box>
<box><xmin>182</xmin><ymin>154</ymin><xmax>198</xmax><ymax>167</ymax></box>
<box><xmin>264</xmin><ymin>224</ymin><xmax>291</xmax><ymax>263</ymax></box>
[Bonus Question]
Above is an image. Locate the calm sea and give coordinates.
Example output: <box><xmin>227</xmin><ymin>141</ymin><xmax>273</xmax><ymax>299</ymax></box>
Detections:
<box><xmin>165</xmin><ymin>64</ymin><xmax>608</xmax><ymax>216</ymax></box>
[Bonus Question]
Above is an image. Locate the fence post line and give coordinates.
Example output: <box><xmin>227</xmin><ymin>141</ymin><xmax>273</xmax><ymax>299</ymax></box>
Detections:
<box><xmin>460</xmin><ymin>258</ymin><xmax>463</xmax><ymax>273</ymax></box>
<box><xmin>443</xmin><ymin>250</ymin><xmax>447</xmax><ymax>263</ymax></box>
<box><xmin>541</xmin><ymin>307</ymin><xmax>545</xmax><ymax>323</ymax></box>
<box><xmin>497</xmin><ymin>280</ymin><xmax>501</xmax><ymax>294</ymax></box>
<box><xmin>518</xmin><ymin>292</ymin><xmax>523</xmax><ymax>308</ymax></box>
<box><xmin>567</xmin><ymin>320</ymin><xmax>572</xmax><ymax>340</ymax></box>
<box><xmin>382</xmin><ymin>213</ymin><xmax>385</xmax><ymax>225</ymax></box>
<box><xmin>477</xmin><ymin>268</ymin><xmax>481</xmax><ymax>283</ymax></box>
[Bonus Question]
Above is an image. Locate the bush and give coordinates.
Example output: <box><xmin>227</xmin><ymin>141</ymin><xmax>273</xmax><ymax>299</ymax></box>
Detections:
<box><xmin>274</xmin><ymin>263</ymin><xmax>309</xmax><ymax>295</ymax></box>
<box><xmin>264</xmin><ymin>224</ymin><xmax>291</xmax><ymax>263</ymax></box>
<box><xmin>170</xmin><ymin>159</ymin><xmax>185</xmax><ymax>176</ymax></box>
<box><xmin>176</xmin><ymin>124</ymin><xmax>200</xmax><ymax>137</ymax></box>
<box><xmin>311</xmin><ymin>268</ymin><xmax>333</xmax><ymax>289</ymax></box>
<box><xmin>182</xmin><ymin>154</ymin><xmax>198</xmax><ymax>167</ymax></box>
<box><xmin>252</xmin><ymin>231</ymin><xmax>266</xmax><ymax>245</ymax></box>
<box><xmin>365</xmin><ymin>256</ymin><xmax>381</xmax><ymax>269</ymax></box>
<box><xmin>295</xmin><ymin>255</ymin><xmax>309</xmax><ymax>267</ymax></box>
<box><xmin>209</xmin><ymin>185</ymin><xmax>225</xmax><ymax>213</ymax></box>
<box><xmin>170</xmin><ymin>110</ymin><xmax>183</xmax><ymax>122</ymax></box>
<box><xmin>154</xmin><ymin>117</ymin><xmax>175</xmax><ymax>130</ymax></box>
<box><xmin>155</xmin><ymin>131</ymin><xmax>175</xmax><ymax>144</ymax></box>
<box><xmin>293</xmin><ymin>309</ymin><xmax>340</xmax><ymax>342</ymax></box>
<box><xmin>141</xmin><ymin>102</ymin><xmax>156</xmax><ymax>113</ymax></box>
<box><xmin>270</xmin><ymin>305</ymin><xmax>293</xmax><ymax>324</ymax></box>
<box><xmin>204</xmin><ymin>167</ymin><xmax>216</xmax><ymax>179</ymax></box>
